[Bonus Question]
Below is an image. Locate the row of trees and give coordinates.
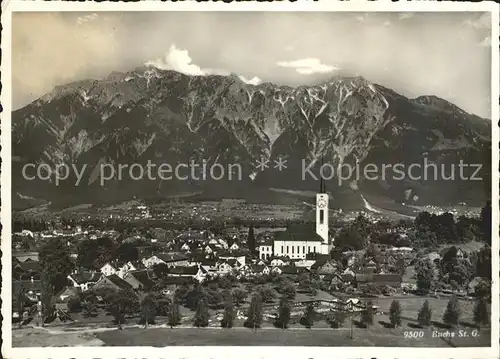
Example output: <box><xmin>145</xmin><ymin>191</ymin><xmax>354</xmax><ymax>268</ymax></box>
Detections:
<box><xmin>415</xmin><ymin>245</ymin><xmax>492</xmax><ymax>295</ymax></box>
<box><xmin>333</xmin><ymin>202</ymin><xmax>491</xmax><ymax>253</ymax></box>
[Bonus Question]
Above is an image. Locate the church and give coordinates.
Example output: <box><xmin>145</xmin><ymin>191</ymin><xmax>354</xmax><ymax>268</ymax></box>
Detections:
<box><xmin>259</xmin><ymin>177</ymin><xmax>333</xmax><ymax>260</ymax></box>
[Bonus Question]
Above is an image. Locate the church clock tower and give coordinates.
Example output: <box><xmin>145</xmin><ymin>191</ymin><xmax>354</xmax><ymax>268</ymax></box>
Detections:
<box><xmin>316</xmin><ymin>173</ymin><xmax>330</xmax><ymax>253</ymax></box>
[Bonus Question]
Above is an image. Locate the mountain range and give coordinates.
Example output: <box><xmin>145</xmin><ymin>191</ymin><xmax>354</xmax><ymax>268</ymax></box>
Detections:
<box><xmin>12</xmin><ymin>66</ymin><xmax>491</xmax><ymax>211</ymax></box>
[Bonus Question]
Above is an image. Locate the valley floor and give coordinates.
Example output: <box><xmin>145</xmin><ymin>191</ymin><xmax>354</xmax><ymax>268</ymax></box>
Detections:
<box><xmin>12</xmin><ymin>317</ymin><xmax>491</xmax><ymax>348</ymax></box>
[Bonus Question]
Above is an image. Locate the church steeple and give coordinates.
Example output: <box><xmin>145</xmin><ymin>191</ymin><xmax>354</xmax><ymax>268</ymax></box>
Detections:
<box><xmin>319</xmin><ymin>158</ymin><xmax>326</xmax><ymax>194</ymax></box>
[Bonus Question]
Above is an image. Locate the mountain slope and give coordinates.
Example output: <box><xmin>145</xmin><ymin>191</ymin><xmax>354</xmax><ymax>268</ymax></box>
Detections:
<box><xmin>12</xmin><ymin>67</ymin><xmax>491</xmax><ymax>209</ymax></box>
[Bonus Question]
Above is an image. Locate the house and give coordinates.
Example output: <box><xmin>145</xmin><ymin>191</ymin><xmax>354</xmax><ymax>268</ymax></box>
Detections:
<box><xmin>467</xmin><ymin>276</ymin><xmax>487</xmax><ymax>296</ymax></box>
<box><xmin>294</xmin><ymin>259</ymin><xmax>316</xmax><ymax>270</ymax></box>
<box><xmin>271</xmin><ymin>265</ymin><xmax>304</xmax><ymax>277</ymax></box>
<box><xmin>156</xmin><ymin>277</ymin><xmax>193</xmax><ymax>296</ymax></box>
<box><xmin>12</xmin><ymin>251</ymin><xmax>39</xmax><ymax>263</ymax></box>
<box><xmin>218</xmin><ymin>239</ymin><xmax>229</xmax><ymax>249</ymax></box>
<box><xmin>142</xmin><ymin>252</ymin><xmax>189</xmax><ymax>268</ymax></box>
<box><xmin>249</xmin><ymin>264</ymin><xmax>270</xmax><ymax>276</ymax></box>
<box><xmin>217</xmin><ymin>261</ymin><xmax>235</xmax><ymax>275</ymax></box>
<box><xmin>258</xmin><ymin>239</ymin><xmax>273</xmax><ymax>260</ymax></box>
<box><xmin>13</xmin><ymin>261</ymin><xmax>42</xmax><ymax>280</ymax></box>
<box><xmin>123</xmin><ymin>270</ymin><xmax>155</xmax><ymax>290</ymax></box>
<box><xmin>13</xmin><ymin>278</ymin><xmax>42</xmax><ymax>303</ymax></box>
<box><xmin>181</xmin><ymin>243</ymin><xmax>190</xmax><ymax>252</ymax></box>
<box><xmin>67</xmin><ymin>271</ymin><xmax>102</xmax><ymax>291</ymax></box>
<box><xmin>355</xmin><ymin>274</ymin><xmax>403</xmax><ymax>289</ymax></box>
<box><xmin>55</xmin><ymin>286</ymin><xmax>81</xmax><ymax>302</ymax></box>
<box><xmin>94</xmin><ymin>274</ymin><xmax>134</xmax><ymax>291</ymax></box>
<box><xmin>117</xmin><ymin>261</ymin><xmax>139</xmax><ymax>278</ymax></box>
<box><xmin>168</xmin><ymin>266</ymin><xmax>207</xmax><ymax>282</ymax></box>
<box><xmin>204</xmin><ymin>245</ymin><xmax>217</xmax><ymax>255</ymax></box>
<box><xmin>100</xmin><ymin>263</ymin><xmax>117</xmax><ymax>277</ymax></box>
<box><xmin>229</xmin><ymin>242</ymin><xmax>240</xmax><ymax>251</ymax></box>
<box><xmin>270</xmin><ymin>258</ymin><xmax>286</xmax><ymax>267</ymax></box>
<box><xmin>311</xmin><ymin>260</ymin><xmax>337</xmax><ymax>275</ymax></box>
<box><xmin>440</xmin><ymin>247</ymin><xmax>465</xmax><ymax>260</ymax></box>
<box><xmin>218</xmin><ymin>253</ymin><xmax>245</xmax><ymax>267</ymax></box>
<box><xmin>426</xmin><ymin>252</ymin><xmax>441</xmax><ymax>264</ymax></box>
<box><xmin>328</xmin><ymin>274</ymin><xmax>345</xmax><ymax>291</ymax></box>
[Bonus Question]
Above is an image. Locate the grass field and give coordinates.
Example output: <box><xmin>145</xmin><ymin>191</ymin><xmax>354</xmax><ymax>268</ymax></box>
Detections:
<box><xmin>95</xmin><ymin>324</ymin><xmax>491</xmax><ymax>347</ymax></box>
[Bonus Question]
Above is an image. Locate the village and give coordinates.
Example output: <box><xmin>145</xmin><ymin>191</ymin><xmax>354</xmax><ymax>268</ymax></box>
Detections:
<box><xmin>11</xmin><ymin>198</ymin><xmax>492</xmax><ymax>347</ymax></box>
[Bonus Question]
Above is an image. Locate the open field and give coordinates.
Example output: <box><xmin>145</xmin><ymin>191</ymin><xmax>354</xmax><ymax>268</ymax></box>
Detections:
<box><xmin>13</xmin><ymin>321</ymin><xmax>490</xmax><ymax>348</ymax></box>
<box><xmin>95</xmin><ymin>324</ymin><xmax>490</xmax><ymax>347</ymax></box>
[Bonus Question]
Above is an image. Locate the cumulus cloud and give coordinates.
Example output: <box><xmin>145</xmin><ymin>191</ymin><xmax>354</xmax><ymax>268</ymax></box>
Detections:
<box><xmin>77</xmin><ymin>13</ymin><xmax>98</xmax><ymax>25</ymax></box>
<box><xmin>276</xmin><ymin>58</ymin><xmax>340</xmax><ymax>75</ymax></box>
<box><xmin>479</xmin><ymin>36</ymin><xmax>491</xmax><ymax>47</ymax></box>
<box><xmin>238</xmin><ymin>75</ymin><xmax>262</xmax><ymax>85</ymax></box>
<box><xmin>398</xmin><ymin>13</ymin><xmax>414</xmax><ymax>21</ymax></box>
<box><xmin>145</xmin><ymin>44</ymin><xmax>206</xmax><ymax>75</ymax></box>
<box><xmin>462</xmin><ymin>13</ymin><xmax>490</xmax><ymax>29</ymax></box>
<box><xmin>145</xmin><ymin>44</ymin><xmax>230</xmax><ymax>76</ymax></box>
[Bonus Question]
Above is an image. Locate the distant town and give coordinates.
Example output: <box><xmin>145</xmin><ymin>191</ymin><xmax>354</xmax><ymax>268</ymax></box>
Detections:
<box><xmin>11</xmin><ymin>196</ymin><xmax>492</xmax><ymax>347</ymax></box>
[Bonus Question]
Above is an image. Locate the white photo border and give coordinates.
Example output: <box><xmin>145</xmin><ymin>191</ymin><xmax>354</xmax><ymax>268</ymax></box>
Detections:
<box><xmin>1</xmin><ymin>1</ymin><xmax>499</xmax><ymax>359</ymax></box>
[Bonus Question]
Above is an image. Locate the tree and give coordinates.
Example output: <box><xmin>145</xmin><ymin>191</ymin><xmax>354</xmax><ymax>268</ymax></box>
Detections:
<box><xmin>107</xmin><ymin>290</ymin><xmax>140</xmax><ymax>329</ymax></box>
<box><xmin>480</xmin><ymin>201</ymin><xmax>491</xmax><ymax>245</ymax></box>
<box><xmin>476</xmin><ymin>245</ymin><xmax>492</xmax><ymax>279</ymax></box>
<box><xmin>247</xmin><ymin>226</ymin><xmax>256</xmax><ymax>254</ymax></box>
<box><xmin>442</xmin><ymin>296</ymin><xmax>461</xmax><ymax>327</ymax></box>
<box><xmin>473</xmin><ymin>298</ymin><xmax>490</xmax><ymax>328</ymax></box>
<box><xmin>331</xmin><ymin>311</ymin><xmax>346</xmax><ymax>328</ymax></box>
<box><xmin>39</xmin><ymin>238</ymin><xmax>74</xmax><ymax>294</ymax></box>
<box><xmin>67</xmin><ymin>296</ymin><xmax>82</xmax><ymax>313</ymax></box>
<box><xmin>232</xmin><ymin>289</ymin><xmax>247</xmax><ymax>307</ymax></box>
<box><xmin>415</xmin><ymin>211</ymin><xmax>433</xmax><ymax>230</ymax></box>
<box><xmin>417</xmin><ymin>300</ymin><xmax>432</xmax><ymax>327</ymax></box>
<box><xmin>361</xmin><ymin>300</ymin><xmax>374</xmax><ymax>326</ymax></box>
<box><xmin>245</xmin><ymin>293</ymin><xmax>263</xmax><ymax>331</ymax></box>
<box><xmin>415</xmin><ymin>258</ymin><xmax>435</xmax><ymax>294</ymax></box>
<box><xmin>280</xmin><ymin>280</ymin><xmax>296</xmax><ymax>299</ymax></box>
<box><xmin>221</xmin><ymin>294</ymin><xmax>235</xmax><ymax>328</ymax></box>
<box><xmin>168</xmin><ymin>301</ymin><xmax>181</xmax><ymax>328</ymax></box>
<box><xmin>174</xmin><ymin>284</ymin><xmax>190</xmax><ymax>304</ymax></box>
<box><xmin>193</xmin><ymin>294</ymin><xmax>209</xmax><ymax>327</ymax></box>
<box><xmin>389</xmin><ymin>300</ymin><xmax>402</xmax><ymax>328</ymax></box>
<box><xmin>115</xmin><ymin>243</ymin><xmax>139</xmax><ymax>263</ymax></box>
<box><xmin>218</xmin><ymin>277</ymin><xmax>232</xmax><ymax>290</ymax></box>
<box><xmin>336</xmin><ymin>226</ymin><xmax>366</xmax><ymax>251</ymax></box>
<box><xmin>152</xmin><ymin>263</ymin><xmax>170</xmax><ymax>278</ymax></box>
<box><xmin>276</xmin><ymin>297</ymin><xmax>291</xmax><ymax>329</ymax></box>
<box><xmin>301</xmin><ymin>303</ymin><xmax>315</xmax><ymax>328</ymax></box>
<box><xmin>186</xmin><ymin>284</ymin><xmax>204</xmax><ymax>310</ymax></box>
<box><xmin>258</xmin><ymin>286</ymin><xmax>276</xmax><ymax>303</ymax></box>
<box><xmin>140</xmin><ymin>293</ymin><xmax>156</xmax><ymax>328</ymax></box>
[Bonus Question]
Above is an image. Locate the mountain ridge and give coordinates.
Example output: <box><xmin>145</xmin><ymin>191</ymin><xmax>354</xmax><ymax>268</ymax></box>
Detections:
<box><xmin>12</xmin><ymin>66</ymin><xmax>491</xmax><ymax>210</ymax></box>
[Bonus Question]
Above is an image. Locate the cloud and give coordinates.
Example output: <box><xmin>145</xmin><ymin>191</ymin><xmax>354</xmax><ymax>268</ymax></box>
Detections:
<box><xmin>285</xmin><ymin>45</ymin><xmax>295</xmax><ymax>52</ymax></box>
<box><xmin>398</xmin><ymin>13</ymin><xmax>414</xmax><ymax>21</ymax></box>
<box><xmin>145</xmin><ymin>44</ymin><xmax>207</xmax><ymax>75</ymax></box>
<box><xmin>462</xmin><ymin>13</ymin><xmax>490</xmax><ymax>29</ymax></box>
<box><xmin>479</xmin><ymin>36</ymin><xmax>491</xmax><ymax>47</ymax></box>
<box><xmin>383</xmin><ymin>21</ymin><xmax>391</xmax><ymax>27</ymax></box>
<box><xmin>13</xmin><ymin>12</ymin><xmax>118</xmax><ymax>108</ymax></box>
<box><xmin>355</xmin><ymin>15</ymin><xmax>366</xmax><ymax>22</ymax></box>
<box><xmin>77</xmin><ymin>13</ymin><xmax>98</xmax><ymax>25</ymax></box>
<box><xmin>238</xmin><ymin>75</ymin><xmax>262</xmax><ymax>85</ymax></box>
<box><xmin>145</xmin><ymin>44</ymin><xmax>229</xmax><ymax>77</ymax></box>
<box><xmin>277</xmin><ymin>58</ymin><xmax>340</xmax><ymax>75</ymax></box>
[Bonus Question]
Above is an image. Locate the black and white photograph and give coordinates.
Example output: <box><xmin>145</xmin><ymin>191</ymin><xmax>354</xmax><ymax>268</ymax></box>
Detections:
<box><xmin>2</xmin><ymin>1</ymin><xmax>499</xmax><ymax>358</ymax></box>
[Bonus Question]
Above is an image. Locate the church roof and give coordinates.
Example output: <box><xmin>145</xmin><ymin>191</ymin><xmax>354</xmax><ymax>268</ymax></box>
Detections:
<box><xmin>274</xmin><ymin>223</ymin><xmax>323</xmax><ymax>242</ymax></box>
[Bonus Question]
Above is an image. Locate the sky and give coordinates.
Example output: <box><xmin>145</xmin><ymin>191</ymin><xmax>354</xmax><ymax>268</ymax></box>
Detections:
<box><xmin>12</xmin><ymin>11</ymin><xmax>492</xmax><ymax>118</ymax></box>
